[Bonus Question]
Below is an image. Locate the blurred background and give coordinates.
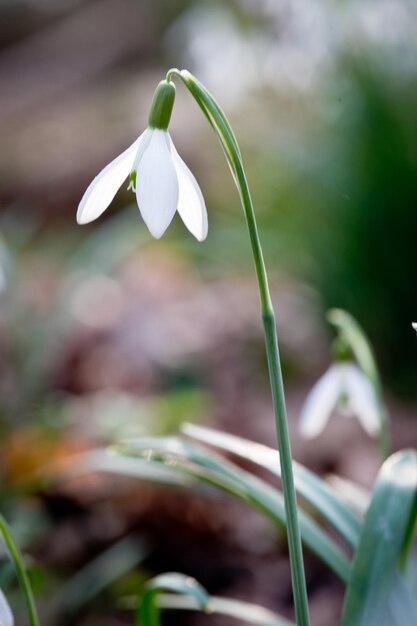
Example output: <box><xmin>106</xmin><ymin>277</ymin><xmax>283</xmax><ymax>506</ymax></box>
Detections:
<box><xmin>0</xmin><ymin>0</ymin><xmax>416</xmax><ymax>624</ymax></box>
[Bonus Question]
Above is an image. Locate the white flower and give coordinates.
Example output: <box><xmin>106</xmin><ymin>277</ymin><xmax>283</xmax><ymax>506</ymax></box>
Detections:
<box><xmin>299</xmin><ymin>362</ymin><xmax>380</xmax><ymax>439</ymax></box>
<box><xmin>412</xmin><ymin>323</ymin><xmax>417</xmax><ymax>332</ymax></box>
<box><xmin>0</xmin><ymin>589</ymin><xmax>13</xmax><ymax>626</ymax></box>
<box><xmin>77</xmin><ymin>79</ymin><xmax>207</xmax><ymax>241</ymax></box>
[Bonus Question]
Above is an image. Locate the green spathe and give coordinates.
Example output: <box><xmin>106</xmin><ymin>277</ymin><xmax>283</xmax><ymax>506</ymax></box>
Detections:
<box><xmin>148</xmin><ymin>80</ymin><xmax>176</xmax><ymax>130</ymax></box>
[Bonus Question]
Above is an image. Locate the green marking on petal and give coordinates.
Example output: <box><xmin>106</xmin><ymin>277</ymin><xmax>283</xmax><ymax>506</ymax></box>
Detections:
<box><xmin>128</xmin><ymin>170</ymin><xmax>137</xmax><ymax>192</ymax></box>
<box><xmin>339</xmin><ymin>391</ymin><xmax>350</xmax><ymax>408</ymax></box>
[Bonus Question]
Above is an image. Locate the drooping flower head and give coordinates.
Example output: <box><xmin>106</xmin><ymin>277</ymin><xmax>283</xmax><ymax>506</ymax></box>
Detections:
<box><xmin>299</xmin><ymin>361</ymin><xmax>380</xmax><ymax>439</ymax></box>
<box><xmin>77</xmin><ymin>79</ymin><xmax>207</xmax><ymax>241</ymax></box>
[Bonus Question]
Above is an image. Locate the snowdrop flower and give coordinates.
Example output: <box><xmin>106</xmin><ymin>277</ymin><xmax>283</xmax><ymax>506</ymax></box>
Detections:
<box><xmin>77</xmin><ymin>80</ymin><xmax>207</xmax><ymax>241</ymax></box>
<box><xmin>0</xmin><ymin>589</ymin><xmax>13</xmax><ymax>626</ymax></box>
<box><xmin>299</xmin><ymin>362</ymin><xmax>380</xmax><ymax>439</ymax></box>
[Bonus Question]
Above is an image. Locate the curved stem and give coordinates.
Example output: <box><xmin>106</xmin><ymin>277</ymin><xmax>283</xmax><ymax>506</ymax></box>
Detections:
<box><xmin>0</xmin><ymin>514</ymin><xmax>40</xmax><ymax>626</ymax></box>
<box><xmin>168</xmin><ymin>68</ymin><xmax>310</xmax><ymax>626</ymax></box>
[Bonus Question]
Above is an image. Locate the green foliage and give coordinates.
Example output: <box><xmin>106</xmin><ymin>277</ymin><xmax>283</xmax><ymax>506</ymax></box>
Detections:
<box><xmin>0</xmin><ymin>514</ymin><xmax>40</xmax><ymax>626</ymax></box>
<box><xmin>182</xmin><ymin>422</ymin><xmax>362</xmax><ymax>548</ymax></box>
<box><xmin>53</xmin><ymin>536</ymin><xmax>148</xmax><ymax>620</ymax></box>
<box><xmin>116</xmin><ymin>435</ymin><xmax>351</xmax><ymax>582</ymax></box>
<box><xmin>340</xmin><ymin>450</ymin><xmax>417</xmax><ymax>626</ymax></box>
<box><xmin>138</xmin><ymin>573</ymin><xmax>210</xmax><ymax>626</ymax></box>
<box><xmin>128</xmin><ymin>437</ymin><xmax>417</xmax><ymax>625</ymax></box>
<box><xmin>138</xmin><ymin>572</ymin><xmax>294</xmax><ymax>626</ymax></box>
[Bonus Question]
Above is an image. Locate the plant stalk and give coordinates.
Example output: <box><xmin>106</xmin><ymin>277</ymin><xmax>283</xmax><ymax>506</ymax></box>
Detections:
<box><xmin>235</xmin><ymin>161</ymin><xmax>310</xmax><ymax>626</ymax></box>
<box><xmin>168</xmin><ymin>68</ymin><xmax>310</xmax><ymax>626</ymax></box>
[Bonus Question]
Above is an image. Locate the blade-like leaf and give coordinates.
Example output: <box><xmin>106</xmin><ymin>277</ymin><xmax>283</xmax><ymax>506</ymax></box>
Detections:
<box><xmin>158</xmin><ymin>593</ymin><xmax>295</xmax><ymax>626</ymax></box>
<box><xmin>0</xmin><ymin>514</ymin><xmax>40</xmax><ymax>626</ymax></box>
<box><xmin>385</xmin><ymin>572</ymin><xmax>417</xmax><ymax>626</ymax></box>
<box><xmin>52</xmin><ymin>535</ymin><xmax>149</xmax><ymax>618</ymax></box>
<box><xmin>64</xmin><ymin>448</ymin><xmax>192</xmax><ymax>487</ymax></box>
<box><xmin>182</xmin><ymin>423</ymin><xmax>362</xmax><ymax>548</ymax></box>
<box><xmin>138</xmin><ymin>573</ymin><xmax>210</xmax><ymax>626</ymax></box>
<box><xmin>117</xmin><ymin>437</ymin><xmax>351</xmax><ymax>582</ymax></box>
<box><xmin>340</xmin><ymin>449</ymin><xmax>417</xmax><ymax>626</ymax></box>
<box><xmin>138</xmin><ymin>572</ymin><xmax>294</xmax><ymax>626</ymax></box>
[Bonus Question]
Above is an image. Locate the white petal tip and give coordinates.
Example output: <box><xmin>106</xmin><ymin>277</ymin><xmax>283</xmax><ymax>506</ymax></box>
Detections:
<box><xmin>142</xmin><ymin>216</ymin><xmax>170</xmax><ymax>239</ymax></box>
<box><xmin>147</xmin><ymin>227</ymin><xmax>165</xmax><ymax>240</ymax></box>
<box><xmin>140</xmin><ymin>212</ymin><xmax>175</xmax><ymax>240</ymax></box>
<box><xmin>195</xmin><ymin>226</ymin><xmax>208</xmax><ymax>242</ymax></box>
<box><xmin>76</xmin><ymin>210</ymin><xmax>92</xmax><ymax>225</ymax></box>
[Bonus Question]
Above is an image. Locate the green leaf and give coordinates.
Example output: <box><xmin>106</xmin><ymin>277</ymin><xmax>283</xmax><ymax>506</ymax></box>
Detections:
<box><xmin>182</xmin><ymin>423</ymin><xmax>362</xmax><ymax>549</ymax></box>
<box><xmin>138</xmin><ymin>572</ymin><xmax>294</xmax><ymax>626</ymax></box>
<box><xmin>117</xmin><ymin>437</ymin><xmax>351</xmax><ymax>582</ymax></box>
<box><xmin>0</xmin><ymin>514</ymin><xmax>40</xmax><ymax>626</ymax></box>
<box><xmin>52</xmin><ymin>535</ymin><xmax>149</xmax><ymax>619</ymax></box>
<box><xmin>138</xmin><ymin>573</ymin><xmax>210</xmax><ymax>626</ymax></box>
<box><xmin>158</xmin><ymin>592</ymin><xmax>295</xmax><ymax>626</ymax></box>
<box><xmin>340</xmin><ymin>449</ymin><xmax>417</xmax><ymax>626</ymax></box>
<box><xmin>385</xmin><ymin>573</ymin><xmax>417</xmax><ymax>626</ymax></box>
<box><xmin>64</xmin><ymin>448</ymin><xmax>192</xmax><ymax>487</ymax></box>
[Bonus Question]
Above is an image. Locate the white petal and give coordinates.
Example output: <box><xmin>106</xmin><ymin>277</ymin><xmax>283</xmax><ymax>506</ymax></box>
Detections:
<box><xmin>0</xmin><ymin>590</ymin><xmax>13</xmax><ymax>626</ymax></box>
<box><xmin>131</xmin><ymin>128</ymin><xmax>153</xmax><ymax>171</ymax></box>
<box><xmin>136</xmin><ymin>130</ymin><xmax>179</xmax><ymax>239</ymax></box>
<box><xmin>299</xmin><ymin>364</ymin><xmax>344</xmax><ymax>438</ymax></box>
<box><xmin>169</xmin><ymin>136</ymin><xmax>208</xmax><ymax>241</ymax></box>
<box><xmin>77</xmin><ymin>132</ymin><xmax>146</xmax><ymax>225</ymax></box>
<box><xmin>344</xmin><ymin>364</ymin><xmax>380</xmax><ymax>436</ymax></box>
<box><xmin>412</xmin><ymin>323</ymin><xmax>417</xmax><ymax>331</ymax></box>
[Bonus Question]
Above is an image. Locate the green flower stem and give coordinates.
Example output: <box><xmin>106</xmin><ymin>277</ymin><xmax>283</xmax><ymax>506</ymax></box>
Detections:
<box><xmin>167</xmin><ymin>68</ymin><xmax>310</xmax><ymax>626</ymax></box>
<box><xmin>0</xmin><ymin>514</ymin><xmax>40</xmax><ymax>626</ymax></box>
